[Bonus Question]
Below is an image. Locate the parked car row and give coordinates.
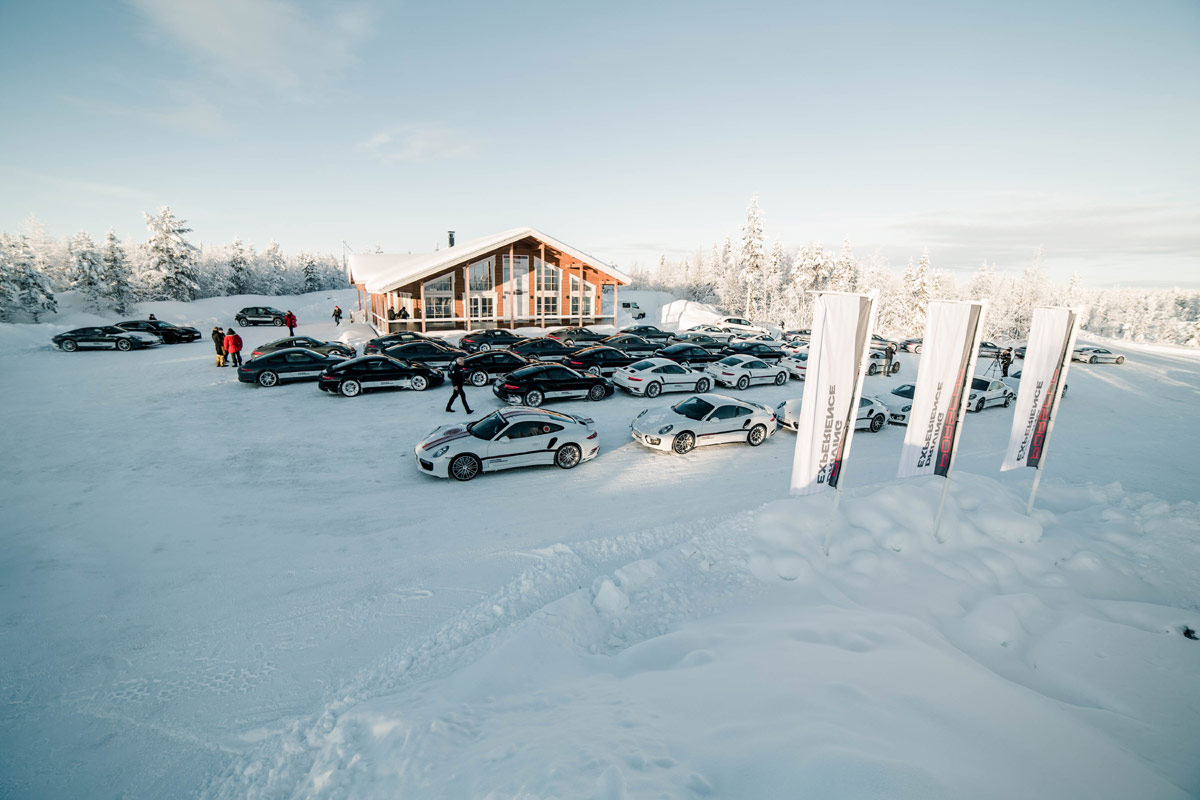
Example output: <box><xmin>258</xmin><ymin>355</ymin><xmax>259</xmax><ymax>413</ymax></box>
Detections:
<box><xmin>52</xmin><ymin>318</ymin><xmax>203</xmax><ymax>351</ymax></box>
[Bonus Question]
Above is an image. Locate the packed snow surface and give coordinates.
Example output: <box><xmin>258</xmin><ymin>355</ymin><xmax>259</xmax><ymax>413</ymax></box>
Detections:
<box><xmin>2</xmin><ymin>290</ymin><xmax>1198</xmax><ymax>798</ymax></box>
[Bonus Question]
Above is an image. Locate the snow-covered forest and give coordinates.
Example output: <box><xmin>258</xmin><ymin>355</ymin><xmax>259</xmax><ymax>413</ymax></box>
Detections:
<box><xmin>0</xmin><ymin>208</ymin><xmax>347</xmax><ymax>321</ymax></box>
<box><xmin>627</xmin><ymin>196</ymin><xmax>1200</xmax><ymax>346</ymax></box>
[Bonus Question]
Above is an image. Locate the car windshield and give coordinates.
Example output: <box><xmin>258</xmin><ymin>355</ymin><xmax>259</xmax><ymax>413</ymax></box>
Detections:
<box><xmin>971</xmin><ymin>378</ymin><xmax>990</xmax><ymax>391</ymax></box>
<box><xmin>628</xmin><ymin>360</ymin><xmax>655</xmax><ymax>371</ymax></box>
<box><xmin>893</xmin><ymin>384</ymin><xmax>915</xmax><ymax>398</ymax></box>
<box><xmin>718</xmin><ymin>356</ymin><xmax>742</xmax><ymax>366</ymax></box>
<box><xmin>673</xmin><ymin>397</ymin><xmax>715</xmax><ymax>420</ymax></box>
<box><xmin>468</xmin><ymin>412</ymin><xmax>507</xmax><ymax>440</ymax></box>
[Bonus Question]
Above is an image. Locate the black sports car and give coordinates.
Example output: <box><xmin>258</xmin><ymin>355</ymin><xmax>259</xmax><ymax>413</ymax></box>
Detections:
<box><xmin>318</xmin><ymin>355</ymin><xmax>445</xmax><ymax>397</ymax></box>
<box><xmin>718</xmin><ymin>341</ymin><xmax>784</xmax><ymax>362</ymax></box>
<box><xmin>508</xmin><ymin>337</ymin><xmax>582</xmax><ymax>362</ymax></box>
<box><xmin>598</xmin><ymin>334</ymin><xmax>658</xmax><ymax>355</ymax></box>
<box><xmin>459</xmin><ymin>350</ymin><xmax>538</xmax><ymax>386</ymax></box>
<box><xmin>619</xmin><ymin>324</ymin><xmax>673</xmax><ymax>341</ymax></box>
<box><xmin>237</xmin><ymin>348</ymin><xmax>348</xmax><ymax>387</ymax></box>
<box><xmin>115</xmin><ymin>319</ymin><xmax>202</xmax><ymax>343</ymax></box>
<box><xmin>364</xmin><ymin>331</ymin><xmax>431</xmax><ymax>354</ymax></box>
<box><xmin>665</xmin><ymin>332</ymin><xmax>723</xmax><ymax>349</ymax></box>
<box><xmin>382</xmin><ymin>340</ymin><xmax>468</xmax><ymax>369</ymax></box>
<box><xmin>545</xmin><ymin>327</ymin><xmax>607</xmax><ymax>346</ymax></box>
<box><xmin>655</xmin><ymin>343</ymin><xmax>724</xmax><ymax>368</ymax></box>
<box><xmin>458</xmin><ymin>329</ymin><xmax>527</xmax><ymax>353</ymax></box>
<box><xmin>563</xmin><ymin>345</ymin><xmax>642</xmax><ymax>376</ymax></box>
<box><xmin>251</xmin><ymin>336</ymin><xmax>355</xmax><ymax>359</ymax></box>
<box><xmin>235</xmin><ymin>306</ymin><xmax>287</xmax><ymax>327</ymax></box>
<box><xmin>492</xmin><ymin>363</ymin><xmax>614</xmax><ymax>406</ymax></box>
<box><xmin>52</xmin><ymin>326</ymin><xmax>160</xmax><ymax>352</ymax></box>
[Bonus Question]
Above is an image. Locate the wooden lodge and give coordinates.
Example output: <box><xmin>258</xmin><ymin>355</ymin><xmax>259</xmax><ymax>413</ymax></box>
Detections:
<box><xmin>346</xmin><ymin>228</ymin><xmax>631</xmax><ymax>335</ymax></box>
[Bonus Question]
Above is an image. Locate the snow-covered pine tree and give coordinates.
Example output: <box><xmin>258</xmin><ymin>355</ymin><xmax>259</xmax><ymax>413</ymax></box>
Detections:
<box><xmin>142</xmin><ymin>207</ymin><xmax>199</xmax><ymax>301</ymax></box>
<box><xmin>262</xmin><ymin>241</ymin><xmax>287</xmax><ymax>295</ymax></box>
<box><xmin>715</xmin><ymin>236</ymin><xmax>742</xmax><ymax>313</ymax></box>
<box><xmin>22</xmin><ymin>214</ymin><xmax>72</xmax><ymax>291</ymax></box>
<box><xmin>69</xmin><ymin>232</ymin><xmax>105</xmax><ymax>312</ymax></box>
<box><xmin>739</xmin><ymin>195</ymin><xmax>766</xmax><ymax>318</ymax></box>
<box><xmin>300</xmin><ymin>252</ymin><xmax>320</xmax><ymax>293</ymax></box>
<box><xmin>905</xmin><ymin>250</ymin><xmax>931</xmax><ymax>337</ymax></box>
<box><xmin>968</xmin><ymin>261</ymin><xmax>995</xmax><ymax>300</ymax></box>
<box><xmin>101</xmin><ymin>230</ymin><xmax>136</xmax><ymax>314</ymax></box>
<box><xmin>0</xmin><ymin>234</ymin><xmax>58</xmax><ymax>321</ymax></box>
<box><xmin>761</xmin><ymin>239</ymin><xmax>787</xmax><ymax>324</ymax></box>
<box><xmin>227</xmin><ymin>237</ymin><xmax>250</xmax><ymax>295</ymax></box>
<box><xmin>829</xmin><ymin>239</ymin><xmax>858</xmax><ymax>293</ymax></box>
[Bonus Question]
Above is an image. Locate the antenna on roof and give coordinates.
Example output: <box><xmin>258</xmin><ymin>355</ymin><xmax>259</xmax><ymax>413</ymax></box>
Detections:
<box><xmin>448</xmin><ymin>230</ymin><xmax>456</xmax><ymax>247</ymax></box>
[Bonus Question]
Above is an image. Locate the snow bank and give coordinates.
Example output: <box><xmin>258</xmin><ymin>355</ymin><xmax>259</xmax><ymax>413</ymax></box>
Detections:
<box><xmin>212</xmin><ymin>475</ymin><xmax>1200</xmax><ymax>799</ymax></box>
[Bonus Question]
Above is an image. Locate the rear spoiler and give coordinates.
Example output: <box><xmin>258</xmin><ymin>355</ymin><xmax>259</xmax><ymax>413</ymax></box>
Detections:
<box><xmin>570</xmin><ymin>414</ymin><xmax>595</xmax><ymax>427</ymax></box>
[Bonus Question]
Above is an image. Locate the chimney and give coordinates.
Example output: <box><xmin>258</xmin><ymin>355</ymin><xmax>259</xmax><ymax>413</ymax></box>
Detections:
<box><xmin>448</xmin><ymin>230</ymin><xmax>456</xmax><ymax>248</ymax></box>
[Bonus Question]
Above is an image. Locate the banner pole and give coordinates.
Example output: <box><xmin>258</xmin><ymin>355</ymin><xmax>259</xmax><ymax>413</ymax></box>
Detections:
<box><xmin>1026</xmin><ymin>466</ymin><xmax>1044</xmax><ymax>514</ymax></box>
<box><xmin>932</xmin><ymin>476</ymin><xmax>953</xmax><ymax>543</ymax></box>
<box><xmin>822</xmin><ymin>487</ymin><xmax>843</xmax><ymax>557</ymax></box>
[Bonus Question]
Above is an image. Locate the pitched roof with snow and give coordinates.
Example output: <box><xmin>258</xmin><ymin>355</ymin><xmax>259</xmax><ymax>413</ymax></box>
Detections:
<box><xmin>348</xmin><ymin>227</ymin><xmax>628</xmax><ymax>294</ymax></box>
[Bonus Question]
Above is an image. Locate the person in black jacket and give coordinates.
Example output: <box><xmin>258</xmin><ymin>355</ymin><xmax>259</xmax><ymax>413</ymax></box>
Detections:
<box><xmin>1000</xmin><ymin>347</ymin><xmax>1013</xmax><ymax>377</ymax></box>
<box><xmin>445</xmin><ymin>357</ymin><xmax>473</xmax><ymax>413</ymax></box>
<box><xmin>211</xmin><ymin>326</ymin><xmax>226</xmax><ymax>367</ymax></box>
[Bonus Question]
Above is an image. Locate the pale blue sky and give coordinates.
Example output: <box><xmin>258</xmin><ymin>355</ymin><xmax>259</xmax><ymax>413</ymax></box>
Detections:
<box><xmin>1</xmin><ymin>0</ymin><xmax>1197</xmax><ymax>286</ymax></box>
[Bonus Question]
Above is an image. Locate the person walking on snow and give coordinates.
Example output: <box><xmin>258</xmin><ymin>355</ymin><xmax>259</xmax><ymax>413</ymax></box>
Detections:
<box><xmin>884</xmin><ymin>341</ymin><xmax>897</xmax><ymax>374</ymax></box>
<box><xmin>223</xmin><ymin>328</ymin><xmax>244</xmax><ymax>368</ymax></box>
<box><xmin>445</xmin><ymin>357</ymin><xmax>473</xmax><ymax>414</ymax></box>
<box><xmin>332</xmin><ymin>305</ymin><xmax>342</xmax><ymax>326</ymax></box>
<box><xmin>211</xmin><ymin>326</ymin><xmax>226</xmax><ymax>367</ymax></box>
<box><xmin>284</xmin><ymin>310</ymin><xmax>297</xmax><ymax>336</ymax></box>
<box><xmin>1000</xmin><ymin>347</ymin><xmax>1013</xmax><ymax>378</ymax></box>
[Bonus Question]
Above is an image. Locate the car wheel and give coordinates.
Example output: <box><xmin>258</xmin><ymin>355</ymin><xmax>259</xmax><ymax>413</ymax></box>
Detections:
<box><xmin>868</xmin><ymin>362</ymin><xmax>878</xmax><ymax>376</ymax></box>
<box><xmin>477</xmin><ymin>343</ymin><xmax>491</xmax><ymax>352</ymax></box>
<box><xmin>645</xmin><ymin>381</ymin><xmax>662</xmax><ymax>398</ymax></box>
<box><xmin>737</xmin><ymin>375</ymin><xmax>750</xmax><ymax>390</ymax></box>
<box><xmin>891</xmin><ymin>363</ymin><xmax>900</xmax><ymax>375</ymax></box>
<box><xmin>59</xmin><ymin>339</ymin><xmax>77</xmax><ymax>352</ymax></box>
<box><xmin>672</xmin><ymin>431</ymin><xmax>696</xmax><ymax>454</ymax></box>
<box><xmin>747</xmin><ymin>423</ymin><xmax>767</xmax><ymax>446</ymax></box>
<box><xmin>273</xmin><ymin>318</ymin><xmax>284</xmax><ymax>327</ymax></box>
<box><xmin>236</xmin><ymin>317</ymin><xmax>248</xmax><ymax>326</ymax></box>
<box><xmin>470</xmin><ymin>370</ymin><xmax>488</xmax><ymax>387</ymax></box>
<box><xmin>679</xmin><ymin>360</ymin><xmax>690</xmax><ymax>369</ymax></box>
<box><xmin>450</xmin><ymin>454</ymin><xmax>480</xmax><ymax>482</ymax></box>
<box><xmin>587</xmin><ymin>365</ymin><xmax>602</xmax><ymax>377</ymax></box>
<box><xmin>340</xmin><ymin>379</ymin><xmax>361</xmax><ymax>397</ymax></box>
<box><xmin>1089</xmin><ymin>355</ymin><xmax>1098</xmax><ymax>364</ymax></box>
<box><xmin>774</xmin><ymin>371</ymin><xmax>787</xmax><ymax>385</ymax></box>
<box><xmin>870</xmin><ymin>414</ymin><xmax>884</xmax><ymax>433</ymax></box>
<box><xmin>695</xmin><ymin>377</ymin><xmax>711</xmax><ymax>392</ymax></box>
<box><xmin>116</xmin><ymin>338</ymin><xmax>133</xmax><ymax>351</ymax></box>
<box><xmin>976</xmin><ymin>398</ymin><xmax>985</xmax><ymax>412</ymax></box>
<box><xmin>524</xmin><ymin>389</ymin><xmax>544</xmax><ymax>407</ymax></box>
<box><xmin>258</xmin><ymin>371</ymin><xmax>279</xmax><ymax>387</ymax></box>
<box><xmin>587</xmin><ymin>384</ymin><xmax>606</xmax><ymax>402</ymax></box>
<box><xmin>411</xmin><ymin>374</ymin><xmax>429</xmax><ymax>391</ymax></box>
<box><xmin>913</xmin><ymin>345</ymin><xmax>922</xmax><ymax>354</ymax></box>
<box><xmin>1004</xmin><ymin>393</ymin><xmax>1012</xmax><ymax>407</ymax></box>
<box><xmin>555</xmin><ymin>443</ymin><xmax>582</xmax><ymax>469</ymax></box>
<box><xmin>564</xmin><ymin>339</ymin><xmax>575</xmax><ymax>347</ymax></box>
<box><xmin>1116</xmin><ymin>356</ymin><xmax>1124</xmax><ymax>364</ymax></box>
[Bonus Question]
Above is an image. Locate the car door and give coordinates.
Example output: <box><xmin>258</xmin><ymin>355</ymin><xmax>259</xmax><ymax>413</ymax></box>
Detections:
<box><xmin>741</xmin><ymin>359</ymin><xmax>770</xmax><ymax>383</ymax></box>
<box><xmin>989</xmin><ymin>380</ymin><xmax>1008</xmax><ymax>405</ymax></box>
<box><xmin>491</xmin><ymin>352</ymin><xmax>523</xmax><ymax>375</ymax></box>
<box><xmin>490</xmin><ymin>420</ymin><xmax>566</xmax><ymax>469</ymax></box>
<box><xmin>855</xmin><ymin>396</ymin><xmax>874</xmax><ymax>428</ymax></box>
<box><xmin>281</xmin><ymin>350</ymin><xmax>324</xmax><ymax>380</ymax></box>
<box><xmin>702</xmin><ymin>404</ymin><xmax>747</xmax><ymax>444</ymax></box>
<box><xmin>545</xmin><ymin>365</ymin><xmax>588</xmax><ymax>398</ymax></box>
<box><xmin>654</xmin><ymin>363</ymin><xmax>691</xmax><ymax>391</ymax></box>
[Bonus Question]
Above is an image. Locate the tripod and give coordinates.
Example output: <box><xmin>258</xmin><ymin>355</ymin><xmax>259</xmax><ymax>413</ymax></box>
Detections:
<box><xmin>982</xmin><ymin>354</ymin><xmax>1003</xmax><ymax>377</ymax></box>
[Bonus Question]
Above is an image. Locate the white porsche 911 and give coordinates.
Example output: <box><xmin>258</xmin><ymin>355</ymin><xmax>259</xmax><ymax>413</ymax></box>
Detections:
<box><xmin>631</xmin><ymin>393</ymin><xmax>779</xmax><ymax>454</ymax></box>
<box><xmin>967</xmin><ymin>376</ymin><xmax>1015</xmax><ymax>412</ymax></box>
<box><xmin>878</xmin><ymin>383</ymin><xmax>916</xmax><ymax>425</ymax></box>
<box><xmin>1072</xmin><ymin>346</ymin><xmax>1125</xmax><ymax>364</ymax></box>
<box><xmin>779</xmin><ymin>351</ymin><xmax>809</xmax><ymax>380</ymax></box>
<box><xmin>705</xmin><ymin>354</ymin><xmax>789</xmax><ymax>389</ymax></box>
<box><xmin>775</xmin><ymin>395</ymin><xmax>891</xmax><ymax>434</ymax></box>
<box><xmin>414</xmin><ymin>407</ymin><xmax>598</xmax><ymax>481</ymax></box>
<box><xmin>612</xmin><ymin>357</ymin><xmax>714</xmax><ymax>397</ymax></box>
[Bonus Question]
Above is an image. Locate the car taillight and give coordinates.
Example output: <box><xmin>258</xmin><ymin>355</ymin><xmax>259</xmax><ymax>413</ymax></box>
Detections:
<box><xmin>504</xmin><ymin>383</ymin><xmax>519</xmax><ymax>390</ymax></box>
<box><xmin>569</xmin><ymin>360</ymin><xmax>582</xmax><ymax>366</ymax></box>
<box><xmin>252</xmin><ymin>350</ymin><xmax>262</xmax><ymax>356</ymax></box>
<box><xmin>723</xmin><ymin>372</ymin><xmax>734</xmax><ymax>376</ymax></box>
<box><xmin>587</xmin><ymin>431</ymin><xmax>597</xmax><ymax>439</ymax></box>
<box><xmin>628</xmin><ymin>376</ymin><xmax>642</xmax><ymax>381</ymax></box>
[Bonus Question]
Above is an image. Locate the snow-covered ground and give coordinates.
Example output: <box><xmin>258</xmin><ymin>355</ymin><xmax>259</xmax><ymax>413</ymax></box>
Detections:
<box><xmin>1</xmin><ymin>290</ymin><xmax>1198</xmax><ymax>798</ymax></box>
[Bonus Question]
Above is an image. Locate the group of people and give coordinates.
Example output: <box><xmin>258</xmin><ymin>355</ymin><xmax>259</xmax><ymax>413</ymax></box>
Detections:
<box><xmin>211</xmin><ymin>326</ymin><xmax>243</xmax><ymax>367</ymax></box>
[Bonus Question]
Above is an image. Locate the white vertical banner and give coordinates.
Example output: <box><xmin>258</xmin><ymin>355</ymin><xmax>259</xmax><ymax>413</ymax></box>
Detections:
<box><xmin>1002</xmin><ymin>307</ymin><xmax>1079</xmax><ymax>472</ymax></box>
<box><xmin>897</xmin><ymin>301</ymin><xmax>986</xmax><ymax>479</ymax></box>
<box><xmin>790</xmin><ymin>291</ymin><xmax>877</xmax><ymax>496</ymax></box>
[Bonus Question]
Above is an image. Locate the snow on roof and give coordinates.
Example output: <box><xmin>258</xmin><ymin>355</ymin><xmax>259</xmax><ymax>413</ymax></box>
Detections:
<box><xmin>349</xmin><ymin>228</ymin><xmax>629</xmax><ymax>294</ymax></box>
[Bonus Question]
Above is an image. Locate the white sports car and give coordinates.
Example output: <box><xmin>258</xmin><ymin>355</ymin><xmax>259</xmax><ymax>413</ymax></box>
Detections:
<box><xmin>714</xmin><ymin>316</ymin><xmax>769</xmax><ymax>335</ymax></box>
<box><xmin>866</xmin><ymin>350</ymin><xmax>901</xmax><ymax>376</ymax></box>
<box><xmin>631</xmin><ymin>393</ymin><xmax>779</xmax><ymax>454</ymax></box>
<box><xmin>878</xmin><ymin>383</ymin><xmax>916</xmax><ymax>425</ymax></box>
<box><xmin>1002</xmin><ymin>369</ymin><xmax>1068</xmax><ymax>398</ymax></box>
<box><xmin>683</xmin><ymin>325</ymin><xmax>735</xmax><ymax>343</ymax></box>
<box><xmin>414</xmin><ymin>407</ymin><xmax>598</xmax><ymax>481</ymax></box>
<box><xmin>705</xmin><ymin>354</ymin><xmax>789</xmax><ymax>389</ymax></box>
<box><xmin>967</xmin><ymin>376</ymin><xmax>1015</xmax><ymax>412</ymax></box>
<box><xmin>728</xmin><ymin>332</ymin><xmax>786</xmax><ymax>347</ymax></box>
<box><xmin>1072</xmin><ymin>346</ymin><xmax>1125</xmax><ymax>364</ymax></box>
<box><xmin>776</xmin><ymin>395</ymin><xmax>891</xmax><ymax>434</ymax></box>
<box><xmin>612</xmin><ymin>357</ymin><xmax>713</xmax><ymax>397</ymax></box>
<box><xmin>779</xmin><ymin>352</ymin><xmax>809</xmax><ymax>380</ymax></box>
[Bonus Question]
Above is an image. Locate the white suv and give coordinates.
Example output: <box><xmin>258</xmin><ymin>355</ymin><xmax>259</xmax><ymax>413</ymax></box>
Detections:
<box><xmin>715</xmin><ymin>316</ymin><xmax>768</xmax><ymax>335</ymax></box>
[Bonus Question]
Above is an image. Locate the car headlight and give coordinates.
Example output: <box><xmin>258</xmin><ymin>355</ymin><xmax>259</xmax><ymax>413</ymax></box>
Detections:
<box><xmin>969</xmin><ymin>394</ymin><xmax>977</xmax><ymax>400</ymax></box>
<box><xmin>902</xmin><ymin>404</ymin><xmax>911</xmax><ymax>412</ymax></box>
<box><xmin>658</xmin><ymin>424</ymin><xmax>674</xmax><ymax>435</ymax></box>
<box><xmin>432</xmin><ymin>446</ymin><xmax>450</xmax><ymax>458</ymax></box>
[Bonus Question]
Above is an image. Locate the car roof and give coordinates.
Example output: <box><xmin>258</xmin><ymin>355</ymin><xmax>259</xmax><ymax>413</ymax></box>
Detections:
<box><xmin>687</xmin><ymin>392</ymin><xmax>748</xmax><ymax>407</ymax></box>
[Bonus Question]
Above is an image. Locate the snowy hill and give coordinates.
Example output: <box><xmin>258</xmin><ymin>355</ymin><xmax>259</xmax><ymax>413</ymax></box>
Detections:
<box><xmin>1</xmin><ymin>290</ymin><xmax>1198</xmax><ymax>798</ymax></box>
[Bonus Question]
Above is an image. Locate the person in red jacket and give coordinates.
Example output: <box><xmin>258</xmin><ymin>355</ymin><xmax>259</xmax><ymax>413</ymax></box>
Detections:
<box><xmin>223</xmin><ymin>328</ymin><xmax>244</xmax><ymax>367</ymax></box>
<box><xmin>284</xmin><ymin>310</ymin><xmax>297</xmax><ymax>336</ymax></box>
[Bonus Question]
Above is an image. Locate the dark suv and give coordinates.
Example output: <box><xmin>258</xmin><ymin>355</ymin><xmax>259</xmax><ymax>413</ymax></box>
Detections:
<box><xmin>235</xmin><ymin>306</ymin><xmax>287</xmax><ymax>327</ymax></box>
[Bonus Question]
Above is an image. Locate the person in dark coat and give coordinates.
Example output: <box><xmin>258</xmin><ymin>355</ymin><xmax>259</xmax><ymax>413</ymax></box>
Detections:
<box><xmin>332</xmin><ymin>305</ymin><xmax>343</xmax><ymax>326</ymax></box>
<box><xmin>223</xmin><ymin>328</ymin><xmax>244</xmax><ymax>367</ymax></box>
<box><xmin>884</xmin><ymin>342</ymin><xmax>897</xmax><ymax>374</ymax></box>
<box><xmin>1000</xmin><ymin>347</ymin><xmax>1013</xmax><ymax>377</ymax></box>
<box><xmin>148</xmin><ymin>313</ymin><xmax>157</xmax><ymax>321</ymax></box>
<box><xmin>211</xmin><ymin>326</ymin><xmax>226</xmax><ymax>367</ymax></box>
<box><xmin>284</xmin><ymin>310</ymin><xmax>297</xmax><ymax>336</ymax></box>
<box><xmin>398</xmin><ymin>307</ymin><xmax>409</xmax><ymax>320</ymax></box>
<box><xmin>445</xmin><ymin>357</ymin><xmax>473</xmax><ymax>413</ymax></box>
